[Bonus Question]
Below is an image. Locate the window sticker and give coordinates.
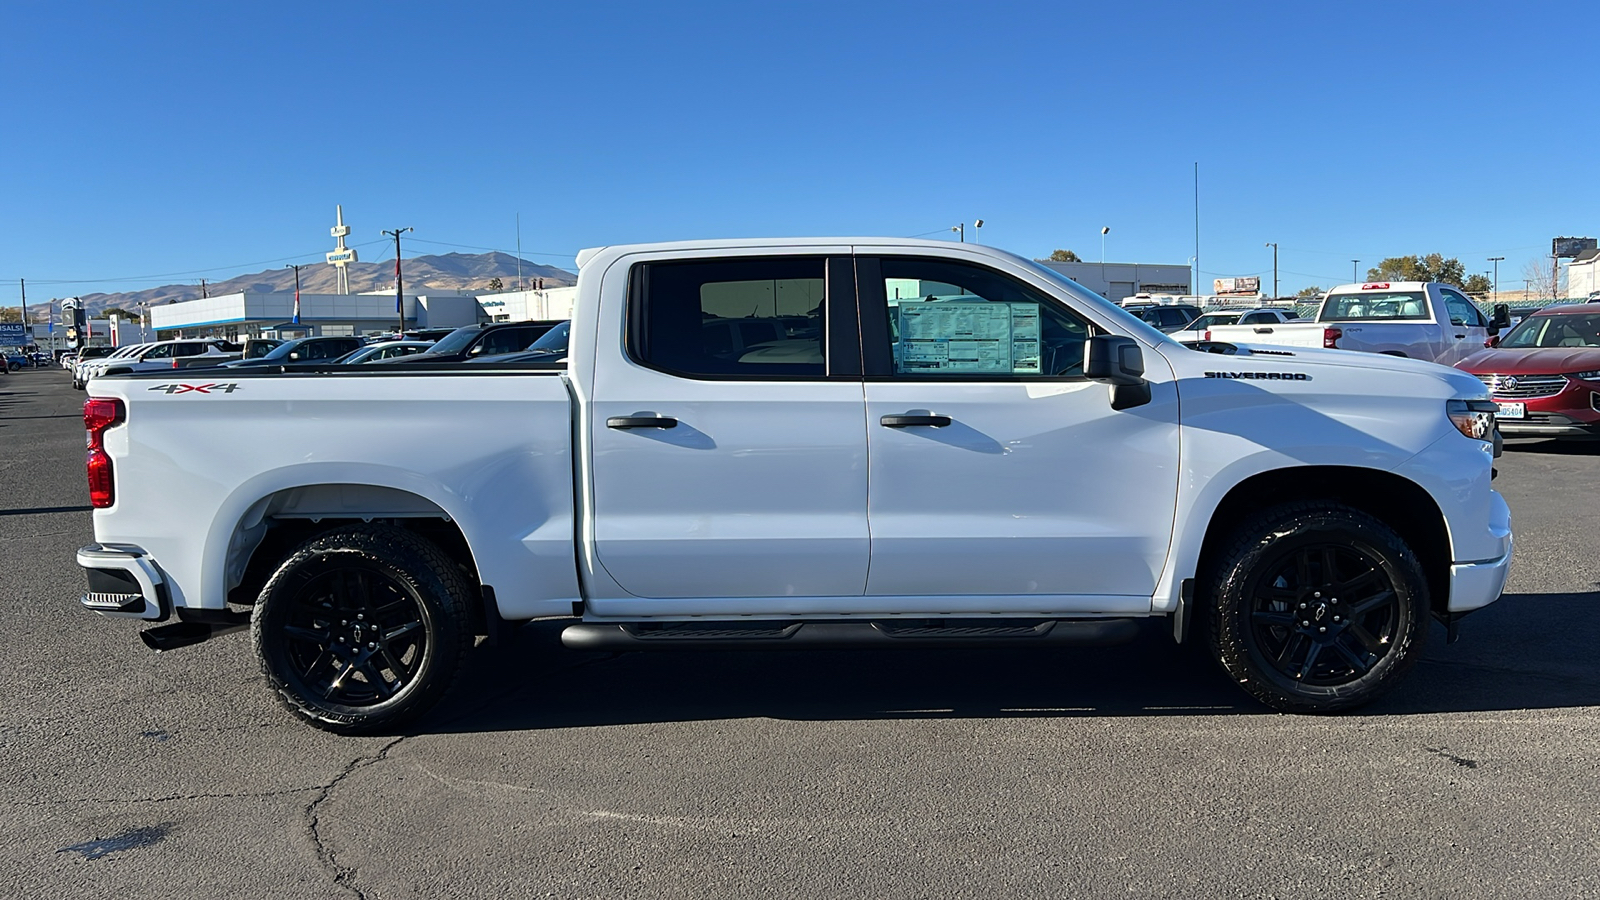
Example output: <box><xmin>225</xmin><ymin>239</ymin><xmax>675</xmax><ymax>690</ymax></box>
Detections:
<box><xmin>897</xmin><ymin>302</ymin><xmax>1041</xmax><ymax>374</ymax></box>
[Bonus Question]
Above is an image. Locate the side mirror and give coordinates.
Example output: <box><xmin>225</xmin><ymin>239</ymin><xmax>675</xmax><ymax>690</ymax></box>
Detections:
<box><xmin>1491</xmin><ymin>304</ymin><xmax>1511</xmax><ymax>332</ymax></box>
<box><xmin>1486</xmin><ymin>335</ymin><xmax>1500</xmax><ymax>348</ymax></box>
<box><xmin>287</xmin><ymin>351</ymin><xmax>301</xmax><ymax>361</ymax></box>
<box><xmin>1085</xmin><ymin>335</ymin><xmax>1151</xmax><ymax>410</ymax></box>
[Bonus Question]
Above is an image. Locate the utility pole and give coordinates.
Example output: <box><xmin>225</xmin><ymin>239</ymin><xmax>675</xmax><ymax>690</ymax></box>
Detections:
<box><xmin>1488</xmin><ymin>257</ymin><xmax>1504</xmax><ymax>303</ymax></box>
<box><xmin>18</xmin><ymin>278</ymin><xmax>26</xmax><ymax>346</ymax></box>
<box><xmin>1193</xmin><ymin>162</ymin><xmax>1200</xmax><ymax>299</ymax></box>
<box><xmin>1351</xmin><ymin>260</ymin><xmax>1359</xmax><ymax>284</ymax></box>
<box><xmin>516</xmin><ymin>213</ymin><xmax>524</xmax><ymax>291</ymax></box>
<box><xmin>382</xmin><ymin>228</ymin><xmax>413</xmax><ymax>335</ymax></box>
<box><xmin>1265</xmin><ymin>242</ymin><xmax>1278</xmax><ymax>299</ymax></box>
<box><xmin>200</xmin><ymin>278</ymin><xmax>207</xmax><ymax>299</ymax></box>
<box><xmin>286</xmin><ymin>264</ymin><xmax>303</xmax><ymax>325</ymax></box>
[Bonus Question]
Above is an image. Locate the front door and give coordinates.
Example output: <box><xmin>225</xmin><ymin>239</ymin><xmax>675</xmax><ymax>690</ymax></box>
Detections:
<box><xmin>586</xmin><ymin>253</ymin><xmax>870</xmax><ymax>609</ymax></box>
<box><xmin>1439</xmin><ymin>287</ymin><xmax>1490</xmax><ymax>365</ymax></box>
<box><xmin>859</xmin><ymin>255</ymin><xmax>1181</xmax><ymax>613</ymax></box>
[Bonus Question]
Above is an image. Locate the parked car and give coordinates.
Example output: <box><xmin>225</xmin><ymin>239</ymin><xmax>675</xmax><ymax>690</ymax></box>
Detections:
<box><xmin>96</xmin><ymin>340</ymin><xmax>241</xmax><ymax>378</ymax></box>
<box><xmin>334</xmin><ymin>340</ymin><xmax>436</xmax><ymax>364</ymax></box>
<box><xmin>369</xmin><ymin>321</ymin><xmax>563</xmax><ymax>365</ymax></box>
<box><xmin>1455</xmin><ymin>302</ymin><xmax>1600</xmax><ymax>439</ymax></box>
<box><xmin>1202</xmin><ymin>282</ymin><xmax>1511</xmax><ymax>364</ymax></box>
<box><xmin>3</xmin><ymin>350</ymin><xmax>25</xmax><ymax>372</ymax></box>
<box><xmin>1124</xmin><ymin>303</ymin><xmax>1204</xmax><ymax>333</ymax></box>
<box><xmin>466</xmin><ymin>321</ymin><xmax>571</xmax><ymax>364</ymax></box>
<box><xmin>219</xmin><ymin>336</ymin><xmax>363</xmax><ymax>368</ymax></box>
<box><xmin>75</xmin><ymin>343</ymin><xmax>152</xmax><ymax>389</ymax></box>
<box><xmin>78</xmin><ymin>237</ymin><xmax>1510</xmax><ymax>733</ymax></box>
<box><xmin>1171</xmin><ymin>308</ymin><xmax>1302</xmax><ymax>344</ymax></box>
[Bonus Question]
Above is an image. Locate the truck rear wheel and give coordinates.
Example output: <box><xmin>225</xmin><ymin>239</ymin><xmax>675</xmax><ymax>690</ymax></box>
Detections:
<box><xmin>1206</xmin><ymin>502</ymin><xmax>1427</xmax><ymax>713</ymax></box>
<box><xmin>251</xmin><ymin>524</ymin><xmax>472</xmax><ymax>733</ymax></box>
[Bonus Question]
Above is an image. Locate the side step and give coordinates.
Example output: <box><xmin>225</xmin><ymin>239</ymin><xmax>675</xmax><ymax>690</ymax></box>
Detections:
<box><xmin>561</xmin><ymin>618</ymin><xmax>1140</xmax><ymax>652</ymax></box>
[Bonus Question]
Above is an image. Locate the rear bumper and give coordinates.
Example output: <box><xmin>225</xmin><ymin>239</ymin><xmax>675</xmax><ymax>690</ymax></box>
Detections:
<box><xmin>77</xmin><ymin>544</ymin><xmax>169</xmax><ymax>621</ymax></box>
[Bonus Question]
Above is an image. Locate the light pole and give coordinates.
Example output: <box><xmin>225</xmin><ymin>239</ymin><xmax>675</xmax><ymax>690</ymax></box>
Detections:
<box><xmin>1100</xmin><ymin>226</ymin><xmax>1109</xmax><ymax>263</ymax></box>
<box><xmin>285</xmin><ymin>264</ymin><xmax>303</xmax><ymax>326</ymax></box>
<box><xmin>382</xmin><ymin>227</ymin><xmax>413</xmax><ymax>335</ymax></box>
<box><xmin>1188</xmin><ymin>257</ymin><xmax>1197</xmax><ymax>297</ymax></box>
<box><xmin>1264</xmin><ymin>242</ymin><xmax>1278</xmax><ymax>299</ymax></box>
<box><xmin>973</xmin><ymin>219</ymin><xmax>984</xmax><ymax>243</ymax></box>
<box><xmin>1351</xmin><ymin>260</ymin><xmax>1360</xmax><ymax>284</ymax></box>
<box><xmin>951</xmin><ymin>223</ymin><xmax>964</xmax><ymax>242</ymax></box>
<box><xmin>1489</xmin><ymin>257</ymin><xmax>1504</xmax><ymax>302</ymax></box>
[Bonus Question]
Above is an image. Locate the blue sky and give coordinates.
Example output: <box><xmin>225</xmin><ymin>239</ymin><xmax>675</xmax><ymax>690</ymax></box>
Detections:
<box><xmin>1</xmin><ymin>0</ymin><xmax>1591</xmax><ymax>304</ymax></box>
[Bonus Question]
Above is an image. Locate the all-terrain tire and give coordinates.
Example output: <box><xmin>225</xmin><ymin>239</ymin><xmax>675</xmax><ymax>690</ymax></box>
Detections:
<box><xmin>251</xmin><ymin>524</ymin><xmax>473</xmax><ymax>733</ymax></box>
<box><xmin>1207</xmin><ymin>501</ymin><xmax>1428</xmax><ymax>713</ymax></box>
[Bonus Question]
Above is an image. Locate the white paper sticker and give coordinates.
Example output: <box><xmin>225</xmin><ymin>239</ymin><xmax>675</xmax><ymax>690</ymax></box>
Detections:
<box><xmin>898</xmin><ymin>302</ymin><xmax>1041</xmax><ymax>374</ymax></box>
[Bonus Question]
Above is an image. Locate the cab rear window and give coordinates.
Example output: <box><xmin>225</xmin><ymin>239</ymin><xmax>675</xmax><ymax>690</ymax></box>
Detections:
<box><xmin>1321</xmin><ymin>292</ymin><xmax>1429</xmax><ymax>321</ymax></box>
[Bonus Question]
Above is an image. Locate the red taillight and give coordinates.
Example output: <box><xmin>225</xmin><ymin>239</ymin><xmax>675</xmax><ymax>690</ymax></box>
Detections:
<box><xmin>84</xmin><ymin>398</ymin><xmax>124</xmax><ymax>508</ymax></box>
<box><xmin>1323</xmin><ymin>326</ymin><xmax>1342</xmax><ymax>349</ymax></box>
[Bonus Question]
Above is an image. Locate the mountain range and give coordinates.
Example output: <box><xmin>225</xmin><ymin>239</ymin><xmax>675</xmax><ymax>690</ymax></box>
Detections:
<box><xmin>38</xmin><ymin>252</ymin><xmax>575</xmax><ymax>319</ymax></box>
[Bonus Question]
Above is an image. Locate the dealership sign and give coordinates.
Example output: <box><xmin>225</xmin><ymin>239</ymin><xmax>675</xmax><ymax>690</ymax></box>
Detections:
<box><xmin>1214</xmin><ymin>276</ymin><xmax>1261</xmax><ymax>295</ymax></box>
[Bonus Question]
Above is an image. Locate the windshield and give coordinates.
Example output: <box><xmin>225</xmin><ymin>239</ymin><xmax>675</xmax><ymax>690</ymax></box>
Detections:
<box><xmin>1499</xmin><ymin>311</ymin><xmax>1600</xmax><ymax>348</ymax></box>
<box><xmin>420</xmin><ymin>325</ymin><xmax>483</xmax><ymax>356</ymax></box>
<box><xmin>1017</xmin><ymin>258</ymin><xmax>1173</xmax><ymax>345</ymax></box>
<box><xmin>1320</xmin><ymin>291</ymin><xmax>1429</xmax><ymax>322</ymax></box>
<box><xmin>1188</xmin><ymin>313</ymin><xmax>1240</xmax><ymax>330</ymax></box>
<box><xmin>526</xmin><ymin>321</ymin><xmax>570</xmax><ymax>352</ymax></box>
<box><xmin>259</xmin><ymin>338</ymin><xmax>308</xmax><ymax>361</ymax></box>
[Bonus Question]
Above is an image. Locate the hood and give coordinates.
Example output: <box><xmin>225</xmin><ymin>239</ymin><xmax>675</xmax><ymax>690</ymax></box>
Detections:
<box><xmin>1456</xmin><ymin>346</ymin><xmax>1600</xmax><ymax>375</ymax></box>
<box><xmin>1164</xmin><ymin>342</ymin><xmax>1487</xmax><ymax>398</ymax></box>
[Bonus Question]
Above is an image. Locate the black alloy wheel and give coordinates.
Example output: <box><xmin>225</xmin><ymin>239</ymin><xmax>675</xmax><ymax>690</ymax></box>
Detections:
<box><xmin>252</xmin><ymin>524</ymin><xmax>471</xmax><ymax>733</ymax></box>
<box><xmin>1208</xmin><ymin>502</ymin><xmax>1427</xmax><ymax>713</ymax></box>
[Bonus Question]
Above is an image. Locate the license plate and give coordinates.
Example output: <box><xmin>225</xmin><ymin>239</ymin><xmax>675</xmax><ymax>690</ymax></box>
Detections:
<box><xmin>1496</xmin><ymin>402</ymin><xmax>1525</xmax><ymax>419</ymax></box>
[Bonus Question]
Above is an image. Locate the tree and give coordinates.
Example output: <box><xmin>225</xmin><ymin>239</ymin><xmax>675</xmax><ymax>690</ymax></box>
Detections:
<box><xmin>487</xmin><ymin>277</ymin><xmax>503</xmax><ymax>291</ymax></box>
<box><xmin>1461</xmin><ymin>274</ymin><xmax>1492</xmax><ymax>298</ymax></box>
<box><xmin>0</xmin><ymin>307</ymin><xmax>20</xmax><ymax>323</ymax></box>
<box><xmin>1522</xmin><ymin>257</ymin><xmax>1565</xmax><ymax>299</ymax></box>
<box><xmin>1046</xmin><ymin>249</ymin><xmax>1082</xmax><ymax>263</ymax></box>
<box><xmin>1365</xmin><ymin>254</ymin><xmax>1468</xmax><ymax>288</ymax></box>
<box><xmin>101</xmin><ymin>307</ymin><xmax>132</xmax><ymax>320</ymax></box>
<box><xmin>1295</xmin><ymin>286</ymin><xmax>1324</xmax><ymax>300</ymax></box>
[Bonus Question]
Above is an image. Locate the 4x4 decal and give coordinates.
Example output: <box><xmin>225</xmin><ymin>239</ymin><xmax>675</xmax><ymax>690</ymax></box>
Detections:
<box><xmin>147</xmin><ymin>383</ymin><xmax>241</xmax><ymax>394</ymax></box>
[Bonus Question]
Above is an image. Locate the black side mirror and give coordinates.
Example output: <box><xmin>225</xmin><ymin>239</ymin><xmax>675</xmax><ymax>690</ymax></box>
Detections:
<box><xmin>1085</xmin><ymin>335</ymin><xmax>1151</xmax><ymax>410</ymax></box>
<box><xmin>1491</xmin><ymin>304</ymin><xmax>1511</xmax><ymax>332</ymax></box>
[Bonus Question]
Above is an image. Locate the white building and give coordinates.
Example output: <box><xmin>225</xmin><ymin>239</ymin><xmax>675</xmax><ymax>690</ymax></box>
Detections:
<box><xmin>148</xmin><ymin>291</ymin><xmax>480</xmax><ymax>339</ymax></box>
<box><xmin>476</xmin><ymin>286</ymin><xmax>578</xmax><ymax>322</ymax></box>
<box><xmin>1568</xmin><ymin>248</ymin><xmax>1600</xmax><ymax>300</ymax></box>
<box><xmin>1035</xmin><ymin>261</ymin><xmax>1192</xmax><ymax>302</ymax></box>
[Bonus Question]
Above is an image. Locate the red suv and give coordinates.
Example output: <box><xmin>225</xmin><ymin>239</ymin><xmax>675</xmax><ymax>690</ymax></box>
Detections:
<box><xmin>1455</xmin><ymin>302</ymin><xmax>1600</xmax><ymax>439</ymax></box>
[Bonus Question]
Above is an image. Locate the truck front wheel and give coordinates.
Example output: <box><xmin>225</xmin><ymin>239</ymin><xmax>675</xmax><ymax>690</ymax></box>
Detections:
<box><xmin>1207</xmin><ymin>502</ymin><xmax>1428</xmax><ymax>713</ymax></box>
<box><xmin>251</xmin><ymin>524</ymin><xmax>472</xmax><ymax>733</ymax></box>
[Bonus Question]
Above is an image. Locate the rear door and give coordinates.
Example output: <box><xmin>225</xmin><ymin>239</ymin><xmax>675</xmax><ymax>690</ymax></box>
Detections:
<box><xmin>585</xmin><ymin>253</ymin><xmax>871</xmax><ymax>608</ymax></box>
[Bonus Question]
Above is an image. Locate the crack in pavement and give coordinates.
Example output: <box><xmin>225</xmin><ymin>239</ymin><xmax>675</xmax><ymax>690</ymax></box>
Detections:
<box><xmin>305</xmin><ymin>736</ymin><xmax>406</xmax><ymax>900</ymax></box>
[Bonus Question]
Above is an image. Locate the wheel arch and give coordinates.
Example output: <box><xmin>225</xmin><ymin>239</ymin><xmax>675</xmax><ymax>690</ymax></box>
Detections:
<box><xmin>1195</xmin><ymin>466</ymin><xmax>1451</xmax><ymax>616</ymax></box>
<box><xmin>215</xmin><ymin>479</ymin><xmax>484</xmax><ymax>620</ymax></box>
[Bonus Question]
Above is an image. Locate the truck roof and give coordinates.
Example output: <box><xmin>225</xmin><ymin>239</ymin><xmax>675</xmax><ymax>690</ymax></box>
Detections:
<box><xmin>1326</xmin><ymin>282</ymin><xmax>1432</xmax><ymax>293</ymax></box>
<box><xmin>576</xmin><ymin>237</ymin><xmax>1018</xmax><ymax>270</ymax></box>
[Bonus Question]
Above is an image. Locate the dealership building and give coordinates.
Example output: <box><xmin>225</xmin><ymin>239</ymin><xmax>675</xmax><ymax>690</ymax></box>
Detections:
<box><xmin>1036</xmin><ymin>261</ymin><xmax>1192</xmax><ymax>302</ymax></box>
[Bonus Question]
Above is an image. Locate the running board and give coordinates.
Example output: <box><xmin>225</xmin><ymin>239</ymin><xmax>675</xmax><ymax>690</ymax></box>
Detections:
<box><xmin>560</xmin><ymin>618</ymin><xmax>1140</xmax><ymax>651</ymax></box>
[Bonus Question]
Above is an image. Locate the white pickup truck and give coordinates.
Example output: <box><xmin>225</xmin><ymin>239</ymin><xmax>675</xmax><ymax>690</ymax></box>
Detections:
<box><xmin>76</xmin><ymin>239</ymin><xmax>1513</xmax><ymax>732</ymax></box>
<box><xmin>1201</xmin><ymin>282</ymin><xmax>1511</xmax><ymax>364</ymax></box>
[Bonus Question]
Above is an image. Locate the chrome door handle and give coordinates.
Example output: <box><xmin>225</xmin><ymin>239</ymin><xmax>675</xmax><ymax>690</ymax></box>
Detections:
<box><xmin>880</xmin><ymin>414</ymin><xmax>952</xmax><ymax>428</ymax></box>
<box><xmin>606</xmin><ymin>416</ymin><xmax>678</xmax><ymax>429</ymax></box>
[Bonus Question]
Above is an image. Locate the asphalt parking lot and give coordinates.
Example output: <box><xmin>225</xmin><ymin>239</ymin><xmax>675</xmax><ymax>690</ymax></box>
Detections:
<box><xmin>2</xmin><ymin>367</ymin><xmax>1597</xmax><ymax>899</ymax></box>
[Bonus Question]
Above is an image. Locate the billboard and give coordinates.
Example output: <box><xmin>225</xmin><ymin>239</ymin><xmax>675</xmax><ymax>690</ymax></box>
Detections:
<box><xmin>1214</xmin><ymin>276</ymin><xmax>1261</xmax><ymax>295</ymax></box>
<box><xmin>0</xmin><ymin>323</ymin><xmax>26</xmax><ymax>345</ymax></box>
<box><xmin>1553</xmin><ymin>237</ymin><xmax>1597</xmax><ymax>258</ymax></box>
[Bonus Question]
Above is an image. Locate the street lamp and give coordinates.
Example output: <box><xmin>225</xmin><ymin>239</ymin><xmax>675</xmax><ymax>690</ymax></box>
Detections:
<box><xmin>973</xmin><ymin>219</ymin><xmax>984</xmax><ymax>243</ymax></box>
<box><xmin>1100</xmin><ymin>226</ymin><xmax>1109</xmax><ymax>263</ymax></box>
<box><xmin>1351</xmin><ymin>260</ymin><xmax>1360</xmax><ymax>284</ymax></box>
<box><xmin>1265</xmin><ymin>242</ymin><xmax>1278</xmax><ymax>299</ymax></box>
<box><xmin>1488</xmin><ymin>256</ymin><xmax>1504</xmax><ymax>303</ymax></box>
<box><xmin>951</xmin><ymin>223</ymin><xmax>964</xmax><ymax>242</ymax></box>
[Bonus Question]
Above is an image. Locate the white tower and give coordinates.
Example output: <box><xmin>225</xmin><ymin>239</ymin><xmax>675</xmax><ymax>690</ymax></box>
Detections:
<box><xmin>326</xmin><ymin>205</ymin><xmax>358</xmax><ymax>295</ymax></box>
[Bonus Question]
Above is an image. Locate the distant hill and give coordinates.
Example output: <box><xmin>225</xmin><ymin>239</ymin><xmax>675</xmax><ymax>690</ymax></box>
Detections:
<box><xmin>53</xmin><ymin>252</ymin><xmax>575</xmax><ymax>318</ymax></box>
